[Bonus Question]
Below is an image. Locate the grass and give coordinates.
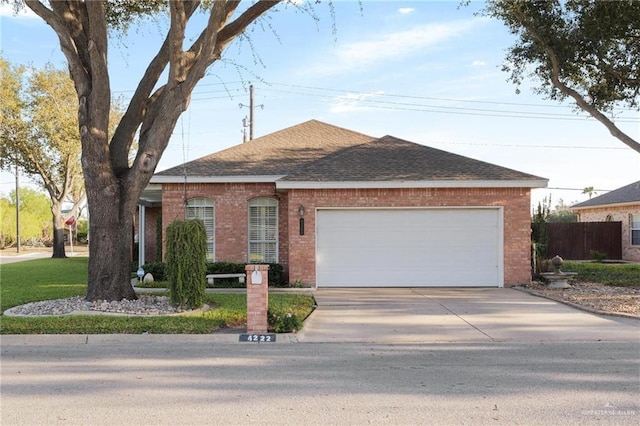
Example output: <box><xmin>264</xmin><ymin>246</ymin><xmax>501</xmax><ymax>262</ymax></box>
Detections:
<box><xmin>1</xmin><ymin>258</ymin><xmax>315</xmax><ymax>334</ymax></box>
<box><xmin>561</xmin><ymin>261</ymin><xmax>640</xmax><ymax>287</ymax></box>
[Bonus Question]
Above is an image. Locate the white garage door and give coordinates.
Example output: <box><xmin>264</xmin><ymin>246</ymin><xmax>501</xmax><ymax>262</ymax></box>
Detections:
<box><xmin>316</xmin><ymin>208</ymin><xmax>503</xmax><ymax>287</ymax></box>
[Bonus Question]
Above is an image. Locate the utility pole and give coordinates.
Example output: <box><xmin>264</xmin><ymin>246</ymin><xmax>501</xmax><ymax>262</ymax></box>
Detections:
<box><xmin>239</xmin><ymin>84</ymin><xmax>264</xmax><ymax>142</ymax></box>
<box><xmin>249</xmin><ymin>84</ymin><xmax>255</xmax><ymax>140</ymax></box>
<box><xmin>15</xmin><ymin>161</ymin><xmax>20</xmax><ymax>253</ymax></box>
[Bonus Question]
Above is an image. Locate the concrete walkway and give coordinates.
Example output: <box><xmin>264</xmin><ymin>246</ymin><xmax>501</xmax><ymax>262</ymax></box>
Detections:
<box><xmin>295</xmin><ymin>288</ymin><xmax>640</xmax><ymax>343</ymax></box>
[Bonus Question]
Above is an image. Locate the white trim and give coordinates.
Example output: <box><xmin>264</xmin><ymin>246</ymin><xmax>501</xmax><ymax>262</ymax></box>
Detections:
<box><xmin>277</xmin><ymin>179</ymin><xmax>548</xmax><ymax>190</ymax></box>
<box><xmin>150</xmin><ymin>175</ymin><xmax>285</xmax><ymax>184</ymax></box>
<box><xmin>138</xmin><ymin>205</ymin><xmax>145</xmax><ymax>268</ymax></box>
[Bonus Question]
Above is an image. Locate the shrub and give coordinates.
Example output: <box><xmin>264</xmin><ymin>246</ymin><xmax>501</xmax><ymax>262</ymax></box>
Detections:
<box><xmin>206</xmin><ymin>262</ymin><xmax>245</xmax><ymax>274</ymax></box>
<box><xmin>267</xmin><ymin>310</ymin><xmax>302</xmax><ymax>333</ymax></box>
<box><xmin>131</xmin><ymin>260</ymin><xmax>286</xmax><ymax>288</ymax></box>
<box><xmin>589</xmin><ymin>250</ymin><xmax>607</xmax><ymax>262</ymax></box>
<box><xmin>166</xmin><ymin>219</ymin><xmax>207</xmax><ymax>310</ymax></box>
<box><xmin>139</xmin><ymin>262</ymin><xmax>167</xmax><ymax>281</ymax></box>
<box><xmin>266</xmin><ymin>263</ymin><xmax>284</xmax><ymax>286</ymax></box>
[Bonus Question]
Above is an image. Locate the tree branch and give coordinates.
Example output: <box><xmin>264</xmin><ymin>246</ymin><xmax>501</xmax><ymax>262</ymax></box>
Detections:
<box><xmin>513</xmin><ymin>5</ymin><xmax>640</xmax><ymax>154</ymax></box>
<box><xmin>24</xmin><ymin>1</ymin><xmax>90</xmax><ymax>92</ymax></box>
<box><xmin>110</xmin><ymin>1</ymin><xmax>200</xmax><ymax>174</ymax></box>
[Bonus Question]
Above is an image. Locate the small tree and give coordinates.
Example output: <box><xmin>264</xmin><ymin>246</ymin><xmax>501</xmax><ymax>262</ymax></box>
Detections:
<box><xmin>531</xmin><ymin>196</ymin><xmax>551</xmax><ymax>275</ymax></box>
<box><xmin>165</xmin><ymin>219</ymin><xmax>207</xmax><ymax>310</ymax></box>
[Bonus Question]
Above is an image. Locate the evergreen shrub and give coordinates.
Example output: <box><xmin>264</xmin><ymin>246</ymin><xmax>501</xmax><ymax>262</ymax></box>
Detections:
<box><xmin>166</xmin><ymin>219</ymin><xmax>207</xmax><ymax>309</ymax></box>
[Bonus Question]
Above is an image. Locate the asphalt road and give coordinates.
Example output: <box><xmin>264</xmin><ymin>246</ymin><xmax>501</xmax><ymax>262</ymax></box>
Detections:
<box><xmin>2</xmin><ymin>340</ymin><xmax>638</xmax><ymax>425</ymax></box>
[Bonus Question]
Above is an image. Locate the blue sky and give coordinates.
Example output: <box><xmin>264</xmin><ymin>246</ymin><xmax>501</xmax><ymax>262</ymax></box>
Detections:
<box><xmin>1</xmin><ymin>0</ymin><xmax>638</xmax><ymax>209</ymax></box>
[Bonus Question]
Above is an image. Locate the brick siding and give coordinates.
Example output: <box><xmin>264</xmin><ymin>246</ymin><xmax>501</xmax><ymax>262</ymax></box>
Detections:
<box><xmin>287</xmin><ymin>187</ymin><xmax>532</xmax><ymax>287</ymax></box>
<box><xmin>159</xmin><ymin>184</ymin><xmax>533</xmax><ymax>287</ymax></box>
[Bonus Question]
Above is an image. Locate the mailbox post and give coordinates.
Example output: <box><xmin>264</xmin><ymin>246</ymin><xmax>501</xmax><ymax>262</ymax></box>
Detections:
<box><xmin>245</xmin><ymin>264</ymin><xmax>269</xmax><ymax>333</ymax></box>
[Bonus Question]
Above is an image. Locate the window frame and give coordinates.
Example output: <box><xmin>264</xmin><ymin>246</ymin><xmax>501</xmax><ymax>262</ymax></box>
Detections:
<box><xmin>248</xmin><ymin>197</ymin><xmax>278</xmax><ymax>263</ymax></box>
<box><xmin>185</xmin><ymin>197</ymin><xmax>215</xmax><ymax>261</ymax></box>
<box><xmin>631</xmin><ymin>214</ymin><xmax>640</xmax><ymax>246</ymax></box>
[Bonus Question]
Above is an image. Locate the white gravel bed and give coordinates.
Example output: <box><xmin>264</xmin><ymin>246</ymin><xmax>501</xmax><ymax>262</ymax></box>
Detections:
<box><xmin>4</xmin><ymin>295</ymin><xmax>187</xmax><ymax>316</ymax></box>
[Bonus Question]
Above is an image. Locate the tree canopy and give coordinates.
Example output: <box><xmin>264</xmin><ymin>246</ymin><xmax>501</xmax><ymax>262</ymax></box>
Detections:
<box><xmin>0</xmin><ymin>188</ymin><xmax>52</xmax><ymax>247</ymax></box>
<box><xmin>485</xmin><ymin>0</ymin><xmax>640</xmax><ymax>153</ymax></box>
<box><xmin>0</xmin><ymin>58</ymin><xmax>119</xmax><ymax>257</ymax></box>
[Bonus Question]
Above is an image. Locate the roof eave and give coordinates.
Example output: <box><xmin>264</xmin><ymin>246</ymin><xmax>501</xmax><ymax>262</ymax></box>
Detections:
<box><xmin>150</xmin><ymin>175</ymin><xmax>286</xmax><ymax>184</ymax></box>
<box><xmin>276</xmin><ymin>179</ymin><xmax>549</xmax><ymax>190</ymax></box>
<box><xmin>572</xmin><ymin>200</ymin><xmax>640</xmax><ymax>211</ymax></box>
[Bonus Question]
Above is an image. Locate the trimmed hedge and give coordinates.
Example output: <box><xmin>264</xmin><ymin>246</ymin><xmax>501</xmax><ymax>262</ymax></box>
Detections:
<box><xmin>137</xmin><ymin>261</ymin><xmax>285</xmax><ymax>287</ymax></box>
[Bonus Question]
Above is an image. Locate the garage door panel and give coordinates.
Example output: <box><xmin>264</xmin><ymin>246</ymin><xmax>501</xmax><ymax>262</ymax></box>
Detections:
<box><xmin>316</xmin><ymin>208</ymin><xmax>502</xmax><ymax>287</ymax></box>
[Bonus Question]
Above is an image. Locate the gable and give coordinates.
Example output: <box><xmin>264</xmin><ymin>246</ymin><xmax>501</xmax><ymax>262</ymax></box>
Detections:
<box><xmin>154</xmin><ymin>120</ymin><xmax>375</xmax><ymax>178</ymax></box>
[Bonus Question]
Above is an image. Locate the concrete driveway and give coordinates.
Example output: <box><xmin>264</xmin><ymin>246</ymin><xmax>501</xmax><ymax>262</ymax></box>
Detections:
<box><xmin>296</xmin><ymin>288</ymin><xmax>640</xmax><ymax>343</ymax></box>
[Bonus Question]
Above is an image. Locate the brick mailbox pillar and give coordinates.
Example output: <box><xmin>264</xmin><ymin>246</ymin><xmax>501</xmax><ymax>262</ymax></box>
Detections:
<box><xmin>245</xmin><ymin>264</ymin><xmax>269</xmax><ymax>333</ymax></box>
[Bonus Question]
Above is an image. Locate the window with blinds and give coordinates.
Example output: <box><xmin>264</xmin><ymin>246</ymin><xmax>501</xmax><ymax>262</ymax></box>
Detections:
<box><xmin>632</xmin><ymin>214</ymin><xmax>640</xmax><ymax>246</ymax></box>
<box><xmin>186</xmin><ymin>198</ymin><xmax>215</xmax><ymax>261</ymax></box>
<box><xmin>248</xmin><ymin>198</ymin><xmax>278</xmax><ymax>263</ymax></box>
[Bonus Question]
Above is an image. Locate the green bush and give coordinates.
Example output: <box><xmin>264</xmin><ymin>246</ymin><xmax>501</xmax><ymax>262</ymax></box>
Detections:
<box><xmin>140</xmin><ymin>262</ymin><xmax>167</xmax><ymax>281</ymax></box>
<box><xmin>166</xmin><ymin>219</ymin><xmax>207</xmax><ymax>310</ymax></box>
<box><xmin>268</xmin><ymin>310</ymin><xmax>302</xmax><ymax>333</ymax></box>
<box><xmin>206</xmin><ymin>262</ymin><xmax>245</xmax><ymax>274</ymax></box>
<box><xmin>562</xmin><ymin>261</ymin><xmax>640</xmax><ymax>287</ymax></box>
<box><xmin>132</xmin><ymin>260</ymin><xmax>286</xmax><ymax>288</ymax></box>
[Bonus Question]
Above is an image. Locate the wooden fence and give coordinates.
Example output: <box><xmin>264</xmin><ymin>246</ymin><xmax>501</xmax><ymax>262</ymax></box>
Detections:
<box><xmin>542</xmin><ymin>222</ymin><xmax>622</xmax><ymax>260</ymax></box>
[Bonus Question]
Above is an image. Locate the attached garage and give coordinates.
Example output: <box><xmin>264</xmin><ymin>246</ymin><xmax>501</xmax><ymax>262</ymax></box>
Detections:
<box><xmin>316</xmin><ymin>208</ymin><xmax>503</xmax><ymax>287</ymax></box>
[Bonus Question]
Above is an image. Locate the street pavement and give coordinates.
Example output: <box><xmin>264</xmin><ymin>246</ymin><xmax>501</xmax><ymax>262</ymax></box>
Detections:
<box><xmin>1</xmin><ymin>288</ymin><xmax>639</xmax><ymax>425</ymax></box>
<box><xmin>1</xmin><ymin>340</ymin><xmax>638</xmax><ymax>425</ymax></box>
<box><xmin>0</xmin><ymin>251</ymin><xmax>51</xmax><ymax>264</ymax></box>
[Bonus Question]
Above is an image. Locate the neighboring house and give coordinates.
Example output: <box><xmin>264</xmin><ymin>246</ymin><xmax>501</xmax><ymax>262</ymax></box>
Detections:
<box><xmin>572</xmin><ymin>180</ymin><xmax>640</xmax><ymax>262</ymax></box>
<box><xmin>138</xmin><ymin>120</ymin><xmax>547</xmax><ymax>288</ymax></box>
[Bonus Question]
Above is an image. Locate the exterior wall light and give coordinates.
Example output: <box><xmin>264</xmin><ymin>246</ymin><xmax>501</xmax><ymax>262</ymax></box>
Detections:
<box><xmin>298</xmin><ymin>204</ymin><xmax>305</xmax><ymax>216</ymax></box>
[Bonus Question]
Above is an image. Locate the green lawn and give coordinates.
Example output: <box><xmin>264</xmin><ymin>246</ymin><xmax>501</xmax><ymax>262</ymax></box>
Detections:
<box><xmin>562</xmin><ymin>261</ymin><xmax>640</xmax><ymax>287</ymax></box>
<box><xmin>0</xmin><ymin>258</ymin><xmax>315</xmax><ymax>334</ymax></box>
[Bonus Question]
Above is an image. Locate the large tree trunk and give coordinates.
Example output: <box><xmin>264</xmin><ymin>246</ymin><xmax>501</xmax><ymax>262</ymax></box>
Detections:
<box><xmin>85</xmin><ymin>187</ymin><xmax>137</xmax><ymax>302</ymax></box>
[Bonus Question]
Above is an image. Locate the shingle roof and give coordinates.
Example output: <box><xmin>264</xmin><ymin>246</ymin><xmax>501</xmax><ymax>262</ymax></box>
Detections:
<box><xmin>282</xmin><ymin>135</ymin><xmax>543</xmax><ymax>182</ymax></box>
<box><xmin>572</xmin><ymin>180</ymin><xmax>640</xmax><ymax>208</ymax></box>
<box><xmin>156</xmin><ymin>120</ymin><xmax>375</xmax><ymax>177</ymax></box>
<box><xmin>154</xmin><ymin>120</ymin><xmax>545</xmax><ymax>184</ymax></box>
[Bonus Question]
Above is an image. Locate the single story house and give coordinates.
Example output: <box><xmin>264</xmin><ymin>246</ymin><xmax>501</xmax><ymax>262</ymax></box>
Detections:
<box><xmin>138</xmin><ymin>120</ymin><xmax>547</xmax><ymax>287</ymax></box>
<box><xmin>572</xmin><ymin>180</ymin><xmax>640</xmax><ymax>262</ymax></box>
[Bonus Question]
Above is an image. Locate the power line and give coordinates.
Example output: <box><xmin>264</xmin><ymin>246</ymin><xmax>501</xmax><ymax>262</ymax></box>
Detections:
<box><xmin>112</xmin><ymin>80</ymin><xmax>639</xmax><ymax>123</ymax></box>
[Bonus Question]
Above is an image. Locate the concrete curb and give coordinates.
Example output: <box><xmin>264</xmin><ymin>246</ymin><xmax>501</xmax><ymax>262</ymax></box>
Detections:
<box><xmin>0</xmin><ymin>332</ymin><xmax>301</xmax><ymax>345</ymax></box>
<box><xmin>513</xmin><ymin>286</ymin><xmax>640</xmax><ymax>320</ymax></box>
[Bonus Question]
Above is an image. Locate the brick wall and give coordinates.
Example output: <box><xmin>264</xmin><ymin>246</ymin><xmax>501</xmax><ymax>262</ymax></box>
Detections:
<box><xmin>159</xmin><ymin>184</ymin><xmax>533</xmax><ymax>287</ymax></box>
<box><xmin>577</xmin><ymin>205</ymin><xmax>640</xmax><ymax>262</ymax></box>
<box><xmin>161</xmin><ymin>183</ymin><xmax>290</xmax><ymax>276</ymax></box>
<box><xmin>287</xmin><ymin>187</ymin><xmax>533</xmax><ymax>287</ymax></box>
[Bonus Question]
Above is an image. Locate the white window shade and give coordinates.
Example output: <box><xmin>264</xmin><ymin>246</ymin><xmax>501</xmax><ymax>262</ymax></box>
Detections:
<box><xmin>248</xmin><ymin>198</ymin><xmax>278</xmax><ymax>263</ymax></box>
<box><xmin>186</xmin><ymin>198</ymin><xmax>215</xmax><ymax>260</ymax></box>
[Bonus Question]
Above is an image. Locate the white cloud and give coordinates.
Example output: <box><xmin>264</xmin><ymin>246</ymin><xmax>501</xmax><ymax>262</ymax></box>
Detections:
<box><xmin>472</xmin><ymin>60</ymin><xmax>487</xmax><ymax>67</ymax></box>
<box><xmin>398</xmin><ymin>8</ymin><xmax>415</xmax><ymax>15</ymax></box>
<box><xmin>0</xmin><ymin>4</ymin><xmax>38</xmax><ymax>19</ymax></box>
<box><xmin>307</xmin><ymin>19</ymin><xmax>483</xmax><ymax>77</ymax></box>
<box><xmin>329</xmin><ymin>91</ymin><xmax>385</xmax><ymax>114</ymax></box>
